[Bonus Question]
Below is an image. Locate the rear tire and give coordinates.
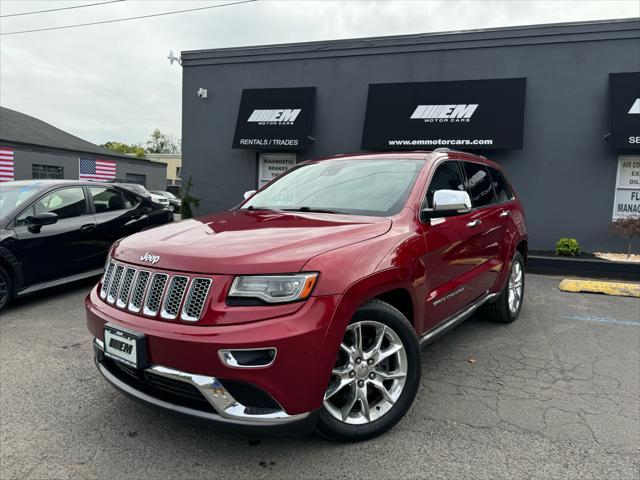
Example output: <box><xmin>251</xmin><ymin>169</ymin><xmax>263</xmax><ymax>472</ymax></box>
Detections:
<box><xmin>483</xmin><ymin>251</ymin><xmax>525</xmax><ymax>323</ymax></box>
<box><xmin>0</xmin><ymin>264</ymin><xmax>13</xmax><ymax>312</ymax></box>
<box><xmin>316</xmin><ymin>299</ymin><xmax>421</xmax><ymax>442</ymax></box>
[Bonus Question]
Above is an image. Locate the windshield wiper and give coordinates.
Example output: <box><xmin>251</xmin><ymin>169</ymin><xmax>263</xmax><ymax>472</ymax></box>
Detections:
<box><xmin>282</xmin><ymin>207</ymin><xmax>350</xmax><ymax>215</ymax></box>
<box><xmin>244</xmin><ymin>205</ymin><xmax>279</xmax><ymax>211</ymax></box>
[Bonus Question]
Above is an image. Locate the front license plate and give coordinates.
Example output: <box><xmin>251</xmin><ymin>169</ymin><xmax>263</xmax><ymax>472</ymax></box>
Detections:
<box><xmin>104</xmin><ymin>325</ymin><xmax>143</xmax><ymax>368</ymax></box>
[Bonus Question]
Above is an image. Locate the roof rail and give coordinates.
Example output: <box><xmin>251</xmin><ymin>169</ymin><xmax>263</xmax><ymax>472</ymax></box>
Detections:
<box><xmin>432</xmin><ymin>147</ymin><xmax>463</xmax><ymax>153</ymax></box>
<box><xmin>432</xmin><ymin>147</ymin><xmax>486</xmax><ymax>158</ymax></box>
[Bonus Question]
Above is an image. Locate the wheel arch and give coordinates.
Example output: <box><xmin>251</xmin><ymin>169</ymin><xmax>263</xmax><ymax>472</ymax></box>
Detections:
<box><xmin>493</xmin><ymin>236</ymin><xmax>528</xmax><ymax>294</ymax></box>
<box><xmin>0</xmin><ymin>246</ymin><xmax>23</xmax><ymax>293</ymax></box>
<box><xmin>320</xmin><ymin>269</ymin><xmax>419</xmax><ymax>370</ymax></box>
<box><xmin>516</xmin><ymin>239</ymin><xmax>528</xmax><ymax>262</ymax></box>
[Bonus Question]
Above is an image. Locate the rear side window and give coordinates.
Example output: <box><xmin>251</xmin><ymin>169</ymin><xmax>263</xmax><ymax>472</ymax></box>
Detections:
<box><xmin>488</xmin><ymin>167</ymin><xmax>514</xmax><ymax>202</ymax></box>
<box><xmin>462</xmin><ymin>162</ymin><xmax>496</xmax><ymax>208</ymax></box>
<box><xmin>90</xmin><ymin>187</ymin><xmax>135</xmax><ymax>213</ymax></box>
<box><xmin>426</xmin><ymin>161</ymin><xmax>465</xmax><ymax>208</ymax></box>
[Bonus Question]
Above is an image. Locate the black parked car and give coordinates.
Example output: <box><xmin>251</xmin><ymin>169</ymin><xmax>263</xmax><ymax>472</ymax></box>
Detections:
<box><xmin>0</xmin><ymin>180</ymin><xmax>173</xmax><ymax>311</ymax></box>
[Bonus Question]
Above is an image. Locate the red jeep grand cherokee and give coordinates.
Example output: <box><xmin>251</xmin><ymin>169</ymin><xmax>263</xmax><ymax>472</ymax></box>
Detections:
<box><xmin>87</xmin><ymin>150</ymin><xmax>527</xmax><ymax>442</ymax></box>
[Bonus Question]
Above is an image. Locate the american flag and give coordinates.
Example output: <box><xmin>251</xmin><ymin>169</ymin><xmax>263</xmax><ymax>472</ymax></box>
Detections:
<box><xmin>0</xmin><ymin>146</ymin><xmax>15</xmax><ymax>182</ymax></box>
<box><xmin>79</xmin><ymin>158</ymin><xmax>116</xmax><ymax>181</ymax></box>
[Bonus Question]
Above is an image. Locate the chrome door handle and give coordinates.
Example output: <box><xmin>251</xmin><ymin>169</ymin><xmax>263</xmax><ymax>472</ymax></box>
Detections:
<box><xmin>499</xmin><ymin>210</ymin><xmax>511</xmax><ymax>218</ymax></box>
<box><xmin>466</xmin><ymin>219</ymin><xmax>481</xmax><ymax>228</ymax></box>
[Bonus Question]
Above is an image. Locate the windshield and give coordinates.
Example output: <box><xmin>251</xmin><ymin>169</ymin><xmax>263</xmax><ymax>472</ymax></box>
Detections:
<box><xmin>243</xmin><ymin>159</ymin><xmax>423</xmax><ymax>216</ymax></box>
<box><xmin>0</xmin><ymin>183</ymin><xmax>44</xmax><ymax>215</ymax></box>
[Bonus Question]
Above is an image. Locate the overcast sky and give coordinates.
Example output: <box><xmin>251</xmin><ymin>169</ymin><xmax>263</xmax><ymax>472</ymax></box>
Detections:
<box><xmin>1</xmin><ymin>0</ymin><xmax>638</xmax><ymax>147</ymax></box>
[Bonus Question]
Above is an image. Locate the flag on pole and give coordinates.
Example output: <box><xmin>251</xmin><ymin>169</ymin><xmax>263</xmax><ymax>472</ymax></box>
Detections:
<box><xmin>79</xmin><ymin>158</ymin><xmax>116</xmax><ymax>181</ymax></box>
<box><xmin>0</xmin><ymin>146</ymin><xmax>15</xmax><ymax>182</ymax></box>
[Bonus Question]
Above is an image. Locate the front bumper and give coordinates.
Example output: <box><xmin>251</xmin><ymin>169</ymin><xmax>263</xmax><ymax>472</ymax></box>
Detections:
<box><xmin>87</xmin><ymin>285</ymin><xmax>343</xmax><ymax>419</ymax></box>
<box><xmin>93</xmin><ymin>339</ymin><xmax>318</xmax><ymax>434</ymax></box>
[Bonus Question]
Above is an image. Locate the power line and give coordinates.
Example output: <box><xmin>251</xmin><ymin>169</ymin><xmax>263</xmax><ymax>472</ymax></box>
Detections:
<box><xmin>1</xmin><ymin>0</ymin><xmax>257</xmax><ymax>36</ymax></box>
<box><xmin>0</xmin><ymin>0</ymin><xmax>126</xmax><ymax>18</ymax></box>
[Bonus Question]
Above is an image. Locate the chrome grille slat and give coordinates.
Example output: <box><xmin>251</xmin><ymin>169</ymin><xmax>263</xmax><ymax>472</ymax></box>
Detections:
<box><xmin>128</xmin><ymin>270</ymin><xmax>151</xmax><ymax>313</ymax></box>
<box><xmin>181</xmin><ymin>278</ymin><xmax>212</xmax><ymax>322</ymax></box>
<box><xmin>100</xmin><ymin>261</ymin><xmax>115</xmax><ymax>299</ymax></box>
<box><xmin>160</xmin><ymin>275</ymin><xmax>189</xmax><ymax>320</ymax></box>
<box><xmin>107</xmin><ymin>264</ymin><xmax>125</xmax><ymax>304</ymax></box>
<box><xmin>116</xmin><ymin>267</ymin><xmax>137</xmax><ymax>308</ymax></box>
<box><xmin>143</xmin><ymin>273</ymin><xmax>169</xmax><ymax>316</ymax></box>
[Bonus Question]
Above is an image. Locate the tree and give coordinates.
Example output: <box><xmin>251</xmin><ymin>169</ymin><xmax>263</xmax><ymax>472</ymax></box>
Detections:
<box><xmin>609</xmin><ymin>217</ymin><xmax>640</xmax><ymax>257</ymax></box>
<box><xmin>180</xmin><ymin>175</ymin><xmax>201</xmax><ymax>219</ymax></box>
<box><xmin>146</xmin><ymin>129</ymin><xmax>181</xmax><ymax>154</ymax></box>
<box><xmin>101</xmin><ymin>141</ymin><xmax>145</xmax><ymax>158</ymax></box>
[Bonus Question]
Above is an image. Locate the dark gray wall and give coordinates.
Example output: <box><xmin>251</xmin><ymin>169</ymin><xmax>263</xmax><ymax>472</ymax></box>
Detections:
<box><xmin>181</xmin><ymin>20</ymin><xmax>640</xmax><ymax>252</ymax></box>
<box><xmin>10</xmin><ymin>147</ymin><xmax>167</xmax><ymax>190</ymax></box>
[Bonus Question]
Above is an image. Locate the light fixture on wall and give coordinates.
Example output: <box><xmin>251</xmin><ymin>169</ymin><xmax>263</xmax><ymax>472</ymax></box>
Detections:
<box><xmin>197</xmin><ymin>88</ymin><xmax>208</xmax><ymax>99</ymax></box>
<box><xmin>167</xmin><ymin>50</ymin><xmax>181</xmax><ymax>66</ymax></box>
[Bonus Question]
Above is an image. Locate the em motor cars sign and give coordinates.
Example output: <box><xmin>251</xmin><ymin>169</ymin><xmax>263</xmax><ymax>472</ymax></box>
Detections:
<box><xmin>361</xmin><ymin>78</ymin><xmax>526</xmax><ymax>150</ymax></box>
<box><xmin>609</xmin><ymin>72</ymin><xmax>640</xmax><ymax>149</ymax></box>
<box><xmin>233</xmin><ymin>87</ymin><xmax>316</xmax><ymax>151</ymax></box>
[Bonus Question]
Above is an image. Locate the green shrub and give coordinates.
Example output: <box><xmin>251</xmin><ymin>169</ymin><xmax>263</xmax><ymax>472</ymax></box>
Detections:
<box><xmin>180</xmin><ymin>175</ymin><xmax>201</xmax><ymax>219</ymax></box>
<box><xmin>555</xmin><ymin>237</ymin><xmax>580</xmax><ymax>256</ymax></box>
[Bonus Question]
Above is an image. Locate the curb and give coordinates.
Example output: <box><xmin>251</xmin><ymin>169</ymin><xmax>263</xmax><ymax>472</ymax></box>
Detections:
<box><xmin>527</xmin><ymin>255</ymin><xmax>640</xmax><ymax>281</ymax></box>
<box><xmin>559</xmin><ymin>279</ymin><xmax>640</xmax><ymax>298</ymax></box>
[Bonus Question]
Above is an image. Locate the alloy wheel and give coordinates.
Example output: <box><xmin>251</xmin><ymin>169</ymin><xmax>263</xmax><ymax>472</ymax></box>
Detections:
<box><xmin>323</xmin><ymin>320</ymin><xmax>408</xmax><ymax>425</ymax></box>
<box><xmin>508</xmin><ymin>260</ymin><xmax>523</xmax><ymax>313</ymax></box>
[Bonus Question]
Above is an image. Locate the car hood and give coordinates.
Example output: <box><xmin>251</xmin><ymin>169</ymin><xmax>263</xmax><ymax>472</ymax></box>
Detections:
<box><xmin>112</xmin><ymin>209</ymin><xmax>392</xmax><ymax>274</ymax></box>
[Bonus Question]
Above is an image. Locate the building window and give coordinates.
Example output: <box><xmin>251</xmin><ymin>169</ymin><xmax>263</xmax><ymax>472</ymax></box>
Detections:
<box><xmin>32</xmin><ymin>164</ymin><xmax>63</xmax><ymax>179</ymax></box>
<box><xmin>258</xmin><ymin>153</ymin><xmax>296</xmax><ymax>189</ymax></box>
<box><xmin>176</xmin><ymin>166</ymin><xmax>181</xmax><ymax>179</ymax></box>
<box><xmin>125</xmin><ymin>173</ymin><xmax>146</xmax><ymax>186</ymax></box>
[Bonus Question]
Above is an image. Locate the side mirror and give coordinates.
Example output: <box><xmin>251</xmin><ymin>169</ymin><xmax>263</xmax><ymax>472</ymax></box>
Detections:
<box><xmin>243</xmin><ymin>190</ymin><xmax>256</xmax><ymax>200</ymax></box>
<box><xmin>27</xmin><ymin>212</ymin><xmax>58</xmax><ymax>233</ymax></box>
<box><xmin>422</xmin><ymin>190</ymin><xmax>471</xmax><ymax>219</ymax></box>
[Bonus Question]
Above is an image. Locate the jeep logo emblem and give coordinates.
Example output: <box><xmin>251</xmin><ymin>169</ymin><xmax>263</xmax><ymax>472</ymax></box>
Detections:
<box><xmin>140</xmin><ymin>252</ymin><xmax>160</xmax><ymax>264</ymax></box>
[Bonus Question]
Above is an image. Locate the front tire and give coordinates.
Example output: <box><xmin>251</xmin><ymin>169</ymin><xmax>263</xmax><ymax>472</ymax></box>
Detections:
<box><xmin>0</xmin><ymin>264</ymin><xmax>13</xmax><ymax>312</ymax></box>
<box><xmin>483</xmin><ymin>251</ymin><xmax>525</xmax><ymax>323</ymax></box>
<box><xmin>317</xmin><ymin>299</ymin><xmax>421</xmax><ymax>442</ymax></box>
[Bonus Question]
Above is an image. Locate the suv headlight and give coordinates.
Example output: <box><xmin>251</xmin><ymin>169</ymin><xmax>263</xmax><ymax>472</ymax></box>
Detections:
<box><xmin>228</xmin><ymin>273</ymin><xmax>318</xmax><ymax>304</ymax></box>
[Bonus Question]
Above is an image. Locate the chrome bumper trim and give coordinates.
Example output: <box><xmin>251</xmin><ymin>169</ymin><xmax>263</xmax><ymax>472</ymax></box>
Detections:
<box><xmin>94</xmin><ymin>338</ymin><xmax>310</xmax><ymax>425</ymax></box>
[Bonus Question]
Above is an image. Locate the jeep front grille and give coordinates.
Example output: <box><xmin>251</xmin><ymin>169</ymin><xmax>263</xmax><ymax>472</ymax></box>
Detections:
<box><xmin>128</xmin><ymin>270</ymin><xmax>150</xmax><ymax>313</ymax></box>
<box><xmin>107</xmin><ymin>264</ymin><xmax>125</xmax><ymax>304</ymax></box>
<box><xmin>100</xmin><ymin>262</ymin><xmax>116</xmax><ymax>299</ymax></box>
<box><xmin>181</xmin><ymin>278</ymin><xmax>212</xmax><ymax>322</ymax></box>
<box><xmin>116</xmin><ymin>268</ymin><xmax>136</xmax><ymax>308</ymax></box>
<box><xmin>101</xmin><ymin>259</ymin><xmax>212</xmax><ymax>322</ymax></box>
<box><xmin>143</xmin><ymin>273</ymin><xmax>169</xmax><ymax>316</ymax></box>
<box><xmin>161</xmin><ymin>275</ymin><xmax>189</xmax><ymax>320</ymax></box>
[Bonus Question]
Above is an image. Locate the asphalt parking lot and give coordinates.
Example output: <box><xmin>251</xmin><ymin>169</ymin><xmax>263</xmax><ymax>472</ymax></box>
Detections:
<box><xmin>1</xmin><ymin>274</ymin><xmax>638</xmax><ymax>479</ymax></box>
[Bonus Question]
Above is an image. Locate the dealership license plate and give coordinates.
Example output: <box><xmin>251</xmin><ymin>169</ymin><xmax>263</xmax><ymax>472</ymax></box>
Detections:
<box><xmin>104</xmin><ymin>326</ymin><xmax>141</xmax><ymax>368</ymax></box>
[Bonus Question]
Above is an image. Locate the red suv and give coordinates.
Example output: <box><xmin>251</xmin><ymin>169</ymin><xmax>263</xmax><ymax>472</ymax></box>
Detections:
<box><xmin>87</xmin><ymin>150</ymin><xmax>527</xmax><ymax>441</ymax></box>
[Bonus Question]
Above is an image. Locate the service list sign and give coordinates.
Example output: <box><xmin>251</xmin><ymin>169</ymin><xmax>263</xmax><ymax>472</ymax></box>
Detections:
<box><xmin>233</xmin><ymin>87</ymin><xmax>316</xmax><ymax>151</ymax></box>
<box><xmin>610</xmin><ymin>72</ymin><xmax>640</xmax><ymax>149</ymax></box>
<box><xmin>612</xmin><ymin>156</ymin><xmax>640</xmax><ymax>220</ymax></box>
<box><xmin>361</xmin><ymin>78</ymin><xmax>526</xmax><ymax>150</ymax></box>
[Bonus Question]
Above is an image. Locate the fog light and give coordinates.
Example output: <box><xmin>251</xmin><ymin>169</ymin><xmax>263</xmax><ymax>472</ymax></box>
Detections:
<box><xmin>218</xmin><ymin>348</ymin><xmax>277</xmax><ymax>368</ymax></box>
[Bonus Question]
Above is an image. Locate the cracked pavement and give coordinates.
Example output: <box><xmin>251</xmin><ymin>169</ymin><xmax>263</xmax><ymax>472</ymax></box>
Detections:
<box><xmin>1</xmin><ymin>274</ymin><xmax>638</xmax><ymax>479</ymax></box>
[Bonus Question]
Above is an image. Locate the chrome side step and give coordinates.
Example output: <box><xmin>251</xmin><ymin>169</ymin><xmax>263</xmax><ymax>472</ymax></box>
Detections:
<box><xmin>420</xmin><ymin>292</ymin><xmax>498</xmax><ymax>346</ymax></box>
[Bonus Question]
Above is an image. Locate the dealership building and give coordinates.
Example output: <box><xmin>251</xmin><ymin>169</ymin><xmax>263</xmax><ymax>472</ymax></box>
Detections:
<box><xmin>0</xmin><ymin>107</ymin><xmax>167</xmax><ymax>190</ymax></box>
<box><xmin>181</xmin><ymin>18</ymin><xmax>640</xmax><ymax>252</ymax></box>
